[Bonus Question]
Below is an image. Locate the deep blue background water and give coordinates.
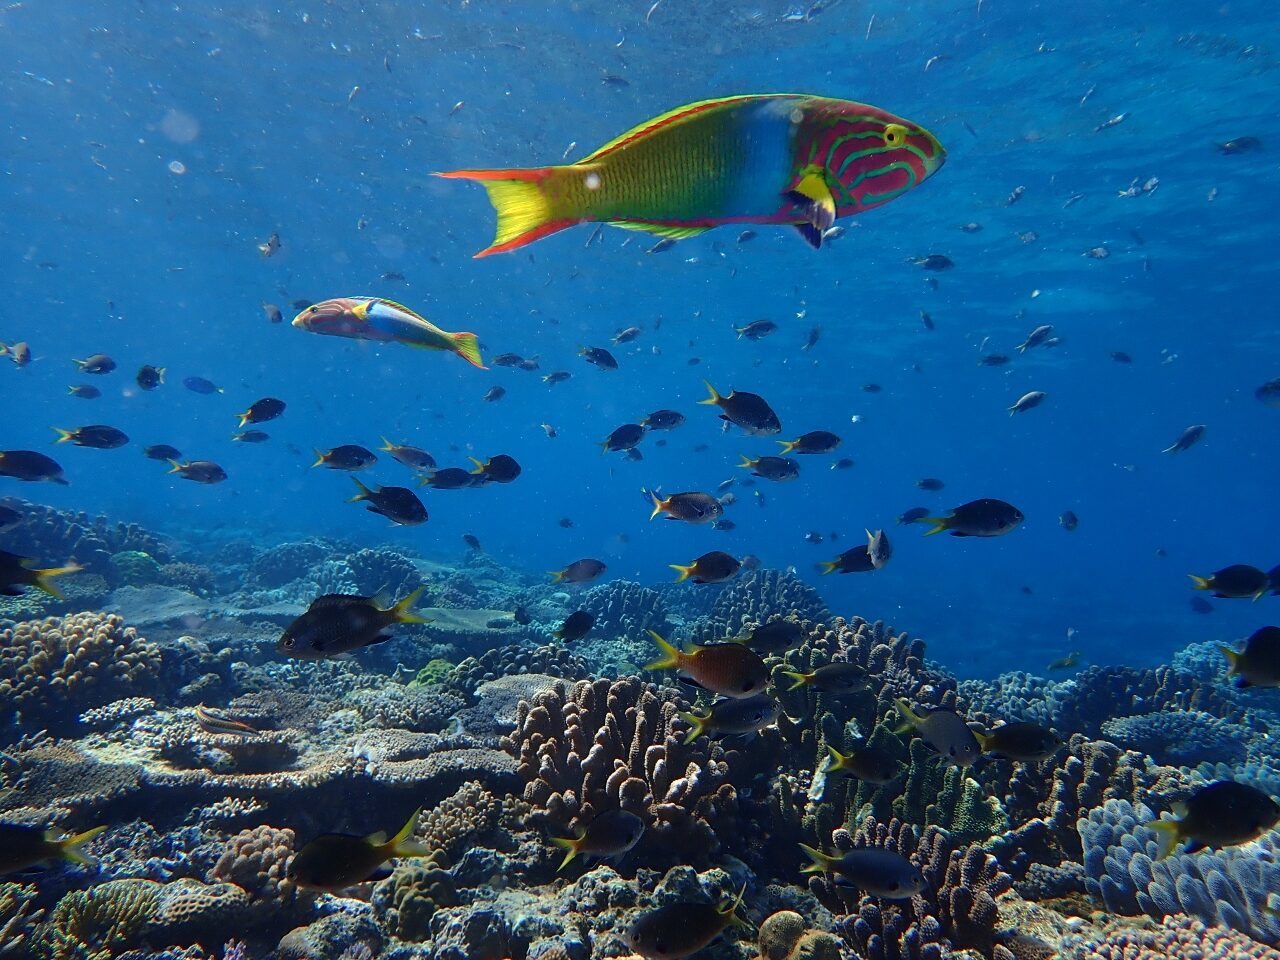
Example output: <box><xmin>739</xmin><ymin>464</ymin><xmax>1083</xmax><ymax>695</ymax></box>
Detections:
<box><xmin>2</xmin><ymin>0</ymin><xmax>1277</xmax><ymax>676</ymax></box>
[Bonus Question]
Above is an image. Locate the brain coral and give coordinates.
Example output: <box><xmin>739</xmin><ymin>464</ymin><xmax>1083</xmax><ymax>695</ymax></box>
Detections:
<box><xmin>0</xmin><ymin>612</ymin><xmax>164</xmax><ymax>736</ymax></box>
<box><xmin>500</xmin><ymin>676</ymin><xmax>738</xmax><ymax>869</ymax></box>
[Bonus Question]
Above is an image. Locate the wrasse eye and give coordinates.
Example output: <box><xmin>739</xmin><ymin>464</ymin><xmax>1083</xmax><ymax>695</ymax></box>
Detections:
<box><xmin>883</xmin><ymin>123</ymin><xmax>908</xmax><ymax>147</ymax></box>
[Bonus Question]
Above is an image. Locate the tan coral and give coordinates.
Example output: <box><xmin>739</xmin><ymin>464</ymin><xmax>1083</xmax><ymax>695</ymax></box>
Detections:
<box><xmin>0</xmin><ymin>612</ymin><xmax>163</xmax><ymax>728</ymax></box>
<box><xmin>758</xmin><ymin>910</ymin><xmax>842</xmax><ymax>960</ymax></box>
<box><xmin>212</xmin><ymin>825</ymin><xmax>315</xmax><ymax>916</ymax></box>
<box><xmin>501</xmin><ymin>677</ymin><xmax>739</xmax><ymax>867</ymax></box>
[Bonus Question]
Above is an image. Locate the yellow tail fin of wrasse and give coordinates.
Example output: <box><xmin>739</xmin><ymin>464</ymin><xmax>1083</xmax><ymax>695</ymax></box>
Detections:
<box><xmin>1220</xmin><ymin>646</ymin><xmax>1242</xmax><ymax>676</ymax></box>
<box><xmin>311</xmin><ymin>450</ymin><xmax>328</xmax><ymax>468</ymax></box>
<box><xmin>52</xmin><ymin>428</ymin><xmax>75</xmax><ymax>444</ymax></box>
<box><xmin>777</xmin><ymin>439</ymin><xmax>800</xmax><ymax>455</ymax></box>
<box><xmin>919</xmin><ymin>517</ymin><xmax>949</xmax><ymax>536</ymax></box>
<box><xmin>1144</xmin><ymin>818</ymin><xmax>1182</xmax><ymax>860</ymax></box>
<box><xmin>698</xmin><ymin>380</ymin><xmax>723</xmax><ymax>406</ymax></box>
<box><xmin>388</xmin><ymin>586</ymin><xmax>430</xmax><ymax>625</ymax></box>
<box><xmin>1188</xmin><ymin>574</ymin><xmax>1212</xmax><ymax>590</ymax></box>
<box><xmin>550</xmin><ymin>834</ymin><xmax>582</xmax><ymax>871</ymax></box>
<box><xmin>434</xmin><ymin>165</ymin><xmax>590</xmax><ymax>258</ymax></box>
<box><xmin>649</xmin><ymin>491</ymin><xmax>669</xmax><ymax>522</ymax></box>
<box><xmin>644</xmin><ymin>630</ymin><xmax>686</xmax><ymax>671</ymax></box>
<box><xmin>782</xmin><ymin>670</ymin><xmax>813</xmax><ymax>691</ymax></box>
<box><xmin>798</xmin><ymin>843</ymin><xmax>837</xmax><ymax>874</ymax></box>
<box><xmin>348</xmin><ymin>477</ymin><xmax>373</xmax><ymax>503</ymax></box>
<box><xmin>670</xmin><ymin>563</ymin><xmax>695</xmax><ymax>583</ymax></box>
<box><xmin>679</xmin><ymin>710</ymin><xmax>710</xmax><ymax>745</ymax></box>
<box><xmin>737</xmin><ymin>455</ymin><xmax>756</xmax><ymax>471</ymax></box>
<box><xmin>237</xmin><ymin>410</ymin><xmax>253</xmax><ymax>428</ymax></box>
<box><xmin>818</xmin><ymin>560</ymin><xmax>839</xmax><ymax>576</ymax></box>
<box><xmin>55</xmin><ymin>825</ymin><xmax>108</xmax><ymax>866</ymax></box>
<box><xmin>449</xmin><ymin>331</ymin><xmax>486</xmax><ymax>369</ymax></box>
<box><xmin>469</xmin><ymin>456</ymin><xmax>488</xmax><ymax>475</ymax></box>
<box><xmin>379</xmin><ymin>436</ymin><xmax>397</xmax><ymax>453</ymax></box>
<box><xmin>548</xmin><ymin>569</ymin><xmax>566</xmax><ymax>584</ymax></box>
<box><xmin>378</xmin><ymin>808</ymin><xmax>429</xmax><ymax>858</ymax></box>
<box><xmin>33</xmin><ymin>563</ymin><xmax>83</xmax><ymax>600</ymax></box>
<box><xmin>893</xmin><ymin>698</ymin><xmax>925</xmax><ymax>736</ymax></box>
<box><xmin>166</xmin><ymin>459</ymin><xmax>186</xmax><ymax>475</ymax></box>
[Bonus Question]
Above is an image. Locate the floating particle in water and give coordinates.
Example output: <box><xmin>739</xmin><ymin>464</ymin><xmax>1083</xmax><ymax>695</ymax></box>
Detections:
<box><xmin>167</xmin><ymin>160</ymin><xmax>186</xmax><ymax>175</ymax></box>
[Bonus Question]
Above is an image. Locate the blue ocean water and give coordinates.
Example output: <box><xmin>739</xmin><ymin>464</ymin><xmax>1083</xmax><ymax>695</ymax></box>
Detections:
<box><xmin>2</xmin><ymin>3</ymin><xmax>1278</xmax><ymax>676</ymax></box>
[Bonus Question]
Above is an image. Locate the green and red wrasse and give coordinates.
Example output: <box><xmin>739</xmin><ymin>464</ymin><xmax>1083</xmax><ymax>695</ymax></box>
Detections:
<box><xmin>293</xmin><ymin>297</ymin><xmax>485</xmax><ymax>369</ymax></box>
<box><xmin>438</xmin><ymin>93</ymin><xmax>945</xmax><ymax>257</ymax></box>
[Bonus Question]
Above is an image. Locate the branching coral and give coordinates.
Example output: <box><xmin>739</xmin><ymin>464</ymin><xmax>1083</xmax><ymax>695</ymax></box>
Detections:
<box><xmin>501</xmin><ymin>677</ymin><xmax>739</xmax><ymax>868</ymax></box>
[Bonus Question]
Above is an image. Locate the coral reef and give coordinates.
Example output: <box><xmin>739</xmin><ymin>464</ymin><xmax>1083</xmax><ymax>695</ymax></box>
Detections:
<box><xmin>695</xmin><ymin>568</ymin><xmax>831</xmax><ymax>641</ymax></box>
<box><xmin>444</xmin><ymin>643</ymin><xmax>590</xmax><ymax>701</ymax></box>
<box><xmin>0</xmin><ymin>499</ymin><xmax>174</xmax><ymax>575</ymax></box>
<box><xmin>1100</xmin><ymin>709</ymin><xmax>1252</xmax><ymax>767</ymax></box>
<box><xmin>1067</xmin><ymin>915</ymin><xmax>1280</xmax><ymax>959</ymax></box>
<box><xmin>0</xmin><ymin>611</ymin><xmax>164</xmax><ymax>738</ymax></box>
<box><xmin>1079</xmin><ymin>798</ymin><xmax>1280</xmax><ymax>942</ymax></box>
<box><xmin>501</xmin><ymin>676</ymin><xmax>739</xmax><ymax>869</ymax></box>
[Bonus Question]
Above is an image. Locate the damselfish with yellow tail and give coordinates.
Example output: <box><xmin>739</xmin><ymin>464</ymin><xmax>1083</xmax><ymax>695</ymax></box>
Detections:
<box><xmin>438</xmin><ymin>93</ymin><xmax>944</xmax><ymax>257</ymax></box>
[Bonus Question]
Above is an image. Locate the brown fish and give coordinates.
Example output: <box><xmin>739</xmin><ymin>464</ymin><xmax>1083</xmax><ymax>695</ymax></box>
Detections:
<box><xmin>646</xmin><ymin>631</ymin><xmax>769</xmax><ymax>698</ymax></box>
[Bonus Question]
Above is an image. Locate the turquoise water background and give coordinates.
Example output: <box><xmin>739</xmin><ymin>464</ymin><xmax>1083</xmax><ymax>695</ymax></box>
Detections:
<box><xmin>2</xmin><ymin>0</ymin><xmax>1277</xmax><ymax>676</ymax></box>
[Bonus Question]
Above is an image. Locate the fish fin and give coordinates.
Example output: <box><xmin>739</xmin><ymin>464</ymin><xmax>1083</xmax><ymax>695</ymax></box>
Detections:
<box><xmin>56</xmin><ymin>825</ymin><xmax>107</xmax><ymax>865</ymax></box>
<box><xmin>787</xmin><ymin>168</ymin><xmax>837</xmax><ymax>229</ymax></box>
<box><xmin>34</xmin><ymin>563</ymin><xmax>82</xmax><ymax>600</ymax></box>
<box><xmin>1144</xmin><ymin>819</ymin><xmax>1181</xmax><ymax>859</ymax></box>
<box><xmin>1219</xmin><ymin>646</ymin><xmax>1242</xmax><ymax>675</ymax></box>
<box><xmin>670</xmin><ymin>563</ymin><xmax>694</xmax><ymax>583</ymax></box>
<box><xmin>781</xmin><ymin>670</ymin><xmax>811</xmax><ymax>692</ymax></box>
<box><xmin>449</xmin><ymin>331</ymin><xmax>486</xmax><ymax>369</ymax></box>
<box><xmin>720</xmin><ymin>883</ymin><xmax>751</xmax><ymax>930</ymax></box>
<box><xmin>678</xmin><ymin>710</ymin><xmax>708</xmax><ymax>745</ymax></box>
<box><xmin>825</xmin><ymin>745</ymin><xmax>848</xmax><ymax>772</ymax></box>
<box><xmin>385</xmin><ymin>808</ymin><xmax>427</xmax><ymax>857</ymax></box>
<box><xmin>550</xmin><ymin>836</ymin><xmax>580</xmax><ymax>871</ymax></box>
<box><xmin>434</xmin><ymin>166</ymin><xmax>585</xmax><ymax>257</ymax></box>
<box><xmin>777</xmin><ymin>439</ymin><xmax>799</xmax><ymax>454</ymax></box>
<box><xmin>156</xmin><ymin>367</ymin><xmax>166</xmax><ymax>383</ymax></box>
<box><xmin>578</xmin><ymin>94</ymin><xmax>780</xmax><ymax>162</ymax></box>
<box><xmin>649</xmin><ymin>491</ymin><xmax>668</xmax><ymax>522</ymax></box>
<box><xmin>390</xmin><ymin>586</ymin><xmax>430</xmax><ymax>625</ymax></box>
<box><xmin>167</xmin><ymin>459</ymin><xmax>185</xmax><ymax>474</ymax></box>
<box><xmin>918</xmin><ymin>517</ymin><xmax>949</xmax><ymax>536</ymax></box>
<box><xmin>605</xmin><ymin>220</ymin><xmax>711</xmax><ymax>240</ymax></box>
<box><xmin>817</xmin><ymin>561</ymin><xmax>839</xmax><ymax>576</ymax></box>
<box><xmin>698</xmin><ymin>380</ymin><xmax>723</xmax><ymax>406</ymax></box>
<box><xmin>365</xmin><ymin>831</ymin><xmax>387</xmax><ymax>846</ymax></box>
<box><xmin>737</xmin><ymin>454</ymin><xmax>755</xmax><ymax>471</ymax></box>
<box><xmin>52</xmin><ymin>428</ymin><xmax>75</xmax><ymax>444</ymax></box>
<box><xmin>548</xmin><ymin>569</ymin><xmax>566</xmax><ymax>584</ymax></box>
<box><xmin>237</xmin><ymin>410</ymin><xmax>252</xmax><ymax>428</ymax></box>
<box><xmin>792</xmin><ymin>222</ymin><xmax>824</xmax><ymax>249</ymax></box>
<box><xmin>1188</xmin><ymin>574</ymin><xmax>1211</xmax><ymax>591</ymax></box>
<box><xmin>798</xmin><ymin>843</ymin><xmax>835</xmax><ymax>874</ymax></box>
<box><xmin>893</xmin><ymin>698</ymin><xmax>923</xmax><ymax>735</ymax></box>
<box><xmin>311</xmin><ymin>450</ymin><xmax>327</xmax><ymax>468</ymax></box>
<box><xmin>644</xmin><ymin>630</ymin><xmax>682</xmax><ymax>671</ymax></box>
<box><xmin>379</xmin><ymin>436</ymin><xmax>396</xmax><ymax>453</ymax></box>
<box><xmin>468</xmin><ymin>456</ymin><xmax>488</xmax><ymax>475</ymax></box>
<box><xmin>348</xmin><ymin>477</ymin><xmax>372</xmax><ymax>503</ymax></box>
<box><xmin>970</xmin><ymin>727</ymin><xmax>992</xmax><ymax>751</ymax></box>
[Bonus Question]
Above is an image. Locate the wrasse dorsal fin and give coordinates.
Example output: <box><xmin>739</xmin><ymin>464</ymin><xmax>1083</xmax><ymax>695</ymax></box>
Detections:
<box><xmin>578</xmin><ymin>93</ymin><xmax>812</xmax><ymax>163</ymax></box>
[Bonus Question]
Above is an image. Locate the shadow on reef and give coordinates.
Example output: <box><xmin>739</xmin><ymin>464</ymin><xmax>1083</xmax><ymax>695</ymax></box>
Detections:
<box><xmin>2</xmin><ymin>503</ymin><xmax>1280</xmax><ymax>959</ymax></box>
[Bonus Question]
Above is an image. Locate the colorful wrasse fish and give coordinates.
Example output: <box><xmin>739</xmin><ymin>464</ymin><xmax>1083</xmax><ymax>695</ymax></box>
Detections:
<box><xmin>438</xmin><ymin>93</ymin><xmax>945</xmax><ymax>257</ymax></box>
<box><xmin>293</xmin><ymin>298</ymin><xmax>485</xmax><ymax>369</ymax></box>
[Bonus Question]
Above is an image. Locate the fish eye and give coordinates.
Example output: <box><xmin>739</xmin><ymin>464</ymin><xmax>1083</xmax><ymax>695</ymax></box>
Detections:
<box><xmin>283</xmin><ymin>636</ymin><xmax>295</xmax><ymax>648</ymax></box>
<box><xmin>883</xmin><ymin>123</ymin><xmax>908</xmax><ymax>147</ymax></box>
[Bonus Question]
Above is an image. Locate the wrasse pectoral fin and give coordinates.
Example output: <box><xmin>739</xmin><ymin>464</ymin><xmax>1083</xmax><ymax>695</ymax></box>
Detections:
<box><xmin>785</xmin><ymin>170</ymin><xmax>837</xmax><ymax>250</ymax></box>
<box><xmin>605</xmin><ymin>220</ymin><xmax>711</xmax><ymax>240</ymax></box>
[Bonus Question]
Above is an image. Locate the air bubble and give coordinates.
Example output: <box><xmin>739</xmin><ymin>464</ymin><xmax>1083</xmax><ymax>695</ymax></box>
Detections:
<box><xmin>168</xmin><ymin>160</ymin><xmax>187</xmax><ymax>175</ymax></box>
